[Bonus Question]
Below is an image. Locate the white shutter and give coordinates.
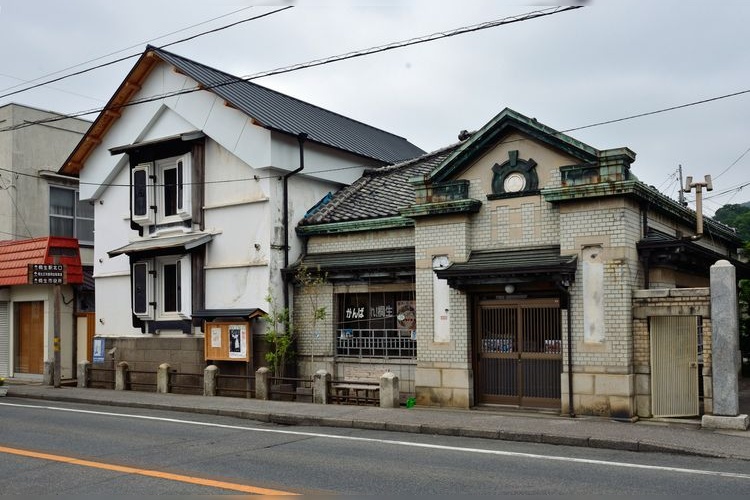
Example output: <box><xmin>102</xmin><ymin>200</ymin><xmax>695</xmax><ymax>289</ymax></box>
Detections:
<box><xmin>176</xmin><ymin>154</ymin><xmax>192</xmax><ymax>220</ymax></box>
<box><xmin>177</xmin><ymin>255</ymin><xmax>192</xmax><ymax>319</ymax></box>
<box><xmin>0</xmin><ymin>301</ymin><xmax>9</xmax><ymax>376</ymax></box>
<box><xmin>131</xmin><ymin>163</ymin><xmax>155</xmax><ymax>226</ymax></box>
<box><xmin>132</xmin><ymin>261</ymin><xmax>154</xmax><ymax>320</ymax></box>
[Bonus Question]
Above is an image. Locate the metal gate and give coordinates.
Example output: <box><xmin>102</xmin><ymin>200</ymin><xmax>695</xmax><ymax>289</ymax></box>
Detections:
<box><xmin>475</xmin><ymin>298</ymin><xmax>562</xmax><ymax>408</ymax></box>
<box><xmin>650</xmin><ymin>316</ymin><xmax>699</xmax><ymax>417</ymax></box>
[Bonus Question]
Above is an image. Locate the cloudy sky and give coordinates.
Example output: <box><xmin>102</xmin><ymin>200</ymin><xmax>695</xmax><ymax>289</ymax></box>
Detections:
<box><xmin>0</xmin><ymin>0</ymin><xmax>748</xmax><ymax>214</ymax></box>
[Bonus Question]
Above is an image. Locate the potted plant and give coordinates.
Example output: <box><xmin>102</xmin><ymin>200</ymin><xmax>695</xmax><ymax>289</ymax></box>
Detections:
<box><xmin>0</xmin><ymin>377</ymin><xmax>7</xmax><ymax>397</ymax></box>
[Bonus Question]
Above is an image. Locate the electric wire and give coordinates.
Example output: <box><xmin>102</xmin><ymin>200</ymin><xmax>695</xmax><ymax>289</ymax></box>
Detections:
<box><xmin>0</xmin><ymin>6</ymin><xmax>581</xmax><ymax>133</ymax></box>
<box><xmin>0</xmin><ymin>6</ymin><xmax>293</xmax><ymax>103</ymax></box>
<box><xmin>0</xmin><ymin>5</ymin><xmax>256</xmax><ymax>96</ymax></box>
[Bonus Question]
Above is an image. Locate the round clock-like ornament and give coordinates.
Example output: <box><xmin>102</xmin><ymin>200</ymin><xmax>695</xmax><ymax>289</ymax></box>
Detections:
<box><xmin>503</xmin><ymin>172</ymin><xmax>526</xmax><ymax>193</ymax></box>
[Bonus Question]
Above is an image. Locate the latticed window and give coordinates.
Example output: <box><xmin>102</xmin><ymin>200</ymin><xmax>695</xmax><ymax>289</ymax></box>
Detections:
<box><xmin>336</xmin><ymin>291</ymin><xmax>416</xmax><ymax>359</ymax></box>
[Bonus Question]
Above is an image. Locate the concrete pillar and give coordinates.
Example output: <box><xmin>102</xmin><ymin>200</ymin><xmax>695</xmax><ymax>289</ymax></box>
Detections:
<box><xmin>256</xmin><ymin>367</ymin><xmax>270</xmax><ymax>400</ymax></box>
<box><xmin>157</xmin><ymin>363</ymin><xmax>171</xmax><ymax>394</ymax></box>
<box><xmin>77</xmin><ymin>361</ymin><xmax>90</xmax><ymax>388</ymax></box>
<box><xmin>204</xmin><ymin>365</ymin><xmax>218</xmax><ymax>397</ymax></box>
<box><xmin>380</xmin><ymin>371</ymin><xmax>400</xmax><ymax>408</ymax></box>
<box><xmin>115</xmin><ymin>361</ymin><xmax>129</xmax><ymax>391</ymax></box>
<box><xmin>313</xmin><ymin>369</ymin><xmax>330</xmax><ymax>404</ymax></box>
<box><xmin>710</xmin><ymin>260</ymin><xmax>740</xmax><ymax>416</ymax></box>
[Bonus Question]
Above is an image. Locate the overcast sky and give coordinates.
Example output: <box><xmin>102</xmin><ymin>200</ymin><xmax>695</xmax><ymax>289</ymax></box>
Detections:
<box><xmin>0</xmin><ymin>0</ymin><xmax>748</xmax><ymax>215</ymax></box>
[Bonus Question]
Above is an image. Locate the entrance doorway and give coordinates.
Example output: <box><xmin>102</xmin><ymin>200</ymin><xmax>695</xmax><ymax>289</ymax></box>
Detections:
<box><xmin>474</xmin><ymin>298</ymin><xmax>562</xmax><ymax>408</ymax></box>
<box><xmin>650</xmin><ymin>315</ymin><xmax>699</xmax><ymax>417</ymax></box>
<box><xmin>14</xmin><ymin>301</ymin><xmax>45</xmax><ymax>374</ymax></box>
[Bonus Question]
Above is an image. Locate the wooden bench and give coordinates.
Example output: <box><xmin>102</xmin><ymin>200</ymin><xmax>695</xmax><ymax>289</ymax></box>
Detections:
<box><xmin>332</xmin><ymin>382</ymin><xmax>380</xmax><ymax>406</ymax></box>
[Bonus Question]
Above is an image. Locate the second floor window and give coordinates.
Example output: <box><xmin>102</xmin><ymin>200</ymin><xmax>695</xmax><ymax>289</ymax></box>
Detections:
<box><xmin>132</xmin><ymin>154</ymin><xmax>192</xmax><ymax>227</ymax></box>
<box><xmin>49</xmin><ymin>187</ymin><xmax>94</xmax><ymax>244</ymax></box>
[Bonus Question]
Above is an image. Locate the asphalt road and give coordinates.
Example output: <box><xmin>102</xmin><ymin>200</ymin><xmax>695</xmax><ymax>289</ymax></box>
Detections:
<box><xmin>1</xmin><ymin>397</ymin><xmax>750</xmax><ymax>495</ymax></box>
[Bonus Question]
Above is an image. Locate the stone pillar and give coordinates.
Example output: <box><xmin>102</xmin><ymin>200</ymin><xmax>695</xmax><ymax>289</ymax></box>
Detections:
<box><xmin>157</xmin><ymin>363</ymin><xmax>171</xmax><ymax>394</ymax></box>
<box><xmin>380</xmin><ymin>371</ymin><xmax>400</xmax><ymax>408</ymax></box>
<box><xmin>703</xmin><ymin>260</ymin><xmax>749</xmax><ymax>430</ymax></box>
<box><xmin>115</xmin><ymin>361</ymin><xmax>129</xmax><ymax>391</ymax></box>
<box><xmin>313</xmin><ymin>369</ymin><xmax>330</xmax><ymax>404</ymax></box>
<box><xmin>77</xmin><ymin>361</ymin><xmax>90</xmax><ymax>388</ymax></box>
<box><xmin>710</xmin><ymin>260</ymin><xmax>740</xmax><ymax>416</ymax></box>
<box><xmin>204</xmin><ymin>365</ymin><xmax>218</xmax><ymax>397</ymax></box>
<box><xmin>256</xmin><ymin>367</ymin><xmax>270</xmax><ymax>400</ymax></box>
<box><xmin>43</xmin><ymin>362</ymin><xmax>54</xmax><ymax>386</ymax></box>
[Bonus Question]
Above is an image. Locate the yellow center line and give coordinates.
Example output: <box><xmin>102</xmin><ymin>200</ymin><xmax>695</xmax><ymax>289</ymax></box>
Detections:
<box><xmin>0</xmin><ymin>445</ymin><xmax>297</xmax><ymax>496</ymax></box>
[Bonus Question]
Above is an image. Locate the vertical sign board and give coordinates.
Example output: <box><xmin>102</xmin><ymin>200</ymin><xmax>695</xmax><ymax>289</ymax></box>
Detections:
<box><xmin>204</xmin><ymin>322</ymin><xmax>251</xmax><ymax>362</ymax></box>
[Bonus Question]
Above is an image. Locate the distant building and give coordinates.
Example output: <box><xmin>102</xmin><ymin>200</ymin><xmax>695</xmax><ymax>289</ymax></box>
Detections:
<box><xmin>0</xmin><ymin>103</ymin><xmax>92</xmax><ymax>380</ymax></box>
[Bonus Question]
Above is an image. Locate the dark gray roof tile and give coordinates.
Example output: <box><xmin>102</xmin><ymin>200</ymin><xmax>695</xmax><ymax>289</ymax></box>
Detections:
<box><xmin>300</xmin><ymin>143</ymin><xmax>461</xmax><ymax>226</ymax></box>
<box><xmin>150</xmin><ymin>46</ymin><xmax>424</xmax><ymax>164</ymax></box>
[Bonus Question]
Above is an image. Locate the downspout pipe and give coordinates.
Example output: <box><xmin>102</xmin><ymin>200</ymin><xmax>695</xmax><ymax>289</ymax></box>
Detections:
<box><xmin>283</xmin><ymin>132</ymin><xmax>308</xmax><ymax>311</ymax></box>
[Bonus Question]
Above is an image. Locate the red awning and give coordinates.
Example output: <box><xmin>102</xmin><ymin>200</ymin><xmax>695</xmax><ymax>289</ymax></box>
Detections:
<box><xmin>0</xmin><ymin>236</ymin><xmax>83</xmax><ymax>286</ymax></box>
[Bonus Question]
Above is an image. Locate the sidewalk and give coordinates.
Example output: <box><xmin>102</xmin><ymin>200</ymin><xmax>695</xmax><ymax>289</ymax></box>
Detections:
<box><xmin>4</xmin><ymin>381</ymin><xmax>750</xmax><ymax>461</ymax></box>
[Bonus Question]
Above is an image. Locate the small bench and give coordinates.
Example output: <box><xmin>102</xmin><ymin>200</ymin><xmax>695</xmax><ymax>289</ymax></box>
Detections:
<box><xmin>332</xmin><ymin>382</ymin><xmax>380</xmax><ymax>406</ymax></box>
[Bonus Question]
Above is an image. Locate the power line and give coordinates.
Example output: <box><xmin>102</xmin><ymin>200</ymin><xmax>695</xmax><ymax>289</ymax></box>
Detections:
<box><xmin>0</xmin><ymin>6</ymin><xmax>293</xmax><ymax>103</ymax></box>
<box><xmin>714</xmin><ymin>145</ymin><xmax>750</xmax><ymax>181</ymax></box>
<box><xmin>560</xmin><ymin>88</ymin><xmax>750</xmax><ymax>134</ymax></box>
<box><xmin>0</xmin><ymin>6</ymin><xmax>582</xmax><ymax>133</ymax></box>
<box><xmin>0</xmin><ymin>6</ymin><xmax>256</xmax><ymax>96</ymax></box>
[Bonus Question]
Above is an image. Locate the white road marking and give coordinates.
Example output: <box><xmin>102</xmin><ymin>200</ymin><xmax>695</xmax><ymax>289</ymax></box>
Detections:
<box><xmin>2</xmin><ymin>401</ymin><xmax>748</xmax><ymax>481</ymax></box>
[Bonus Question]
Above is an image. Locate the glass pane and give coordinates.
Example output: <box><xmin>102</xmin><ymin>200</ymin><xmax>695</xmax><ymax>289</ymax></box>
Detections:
<box><xmin>50</xmin><ymin>187</ymin><xmax>74</xmax><ymax>216</ymax></box>
<box><xmin>163</xmin><ymin>167</ymin><xmax>177</xmax><ymax>216</ymax></box>
<box><xmin>163</xmin><ymin>263</ymin><xmax>177</xmax><ymax>312</ymax></box>
<box><xmin>50</xmin><ymin>216</ymin><xmax>74</xmax><ymax>237</ymax></box>
<box><xmin>76</xmin><ymin>192</ymin><xmax>94</xmax><ymax>218</ymax></box>
<box><xmin>76</xmin><ymin>218</ymin><xmax>94</xmax><ymax>243</ymax></box>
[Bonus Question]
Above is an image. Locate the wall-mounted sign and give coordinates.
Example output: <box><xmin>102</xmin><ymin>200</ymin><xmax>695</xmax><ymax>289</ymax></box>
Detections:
<box><xmin>204</xmin><ymin>322</ymin><xmax>251</xmax><ymax>362</ymax></box>
<box><xmin>28</xmin><ymin>264</ymin><xmax>65</xmax><ymax>285</ymax></box>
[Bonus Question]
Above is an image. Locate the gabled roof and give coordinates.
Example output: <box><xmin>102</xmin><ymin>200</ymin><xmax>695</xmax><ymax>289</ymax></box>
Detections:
<box><xmin>61</xmin><ymin>45</ymin><xmax>424</xmax><ymax>175</ymax></box>
<box><xmin>299</xmin><ymin>143</ymin><xmax>461</xmax><ymax>228</ymax></box>
<box><xmin>0</xmin><ymin>237</ymin><xmax>83</xmax><ymax>286</ymax></box>
<box><xmin>428</xmin><ymin>108</ymin><xmax>600</xmax><ymax>183</ymax></box>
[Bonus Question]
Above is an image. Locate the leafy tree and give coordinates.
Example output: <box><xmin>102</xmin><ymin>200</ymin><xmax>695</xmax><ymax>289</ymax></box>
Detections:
<box><xmin>714</xmin><ymin>204</ymin><xmax>750</xmax><ymax>241</ymax></box>
<box><xmin>262</xmin><ymin>265</ymin><xmax>327</xmax><ymax>379</ymax></box>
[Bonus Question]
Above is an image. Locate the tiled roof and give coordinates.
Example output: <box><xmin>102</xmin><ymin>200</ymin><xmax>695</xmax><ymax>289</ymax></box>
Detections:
<box><xmin>299</xmin><ymin>143</ymin><xmax>461</xmax><ymax>226</ymax></box>
<box><xmin>0</xmin><ymin>237</ymin><xmax>83</xmax><ymax>286</ymax></box>
<box><xmin>150</xmin><ymin>46</ymin><xmax>425</xmax><ymax>164</ymax></box>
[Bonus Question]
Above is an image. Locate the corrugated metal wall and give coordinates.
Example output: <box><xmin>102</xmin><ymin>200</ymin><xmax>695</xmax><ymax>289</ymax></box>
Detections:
<box><xmin>650</xmin><ymin>316</ymin><xmax>699</xmax><ymax>417</ymax></box>
<box><xmin>0</xmin><ymin>301</ymin><xmax>9</xmax><ymax>376</ymax></box>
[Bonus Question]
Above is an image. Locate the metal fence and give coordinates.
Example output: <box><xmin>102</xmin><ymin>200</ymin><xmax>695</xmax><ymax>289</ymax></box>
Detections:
<box><xmin>336</xmin><ymin>329</ymin><xmax>416</xmax><ymax>359</ymax></box>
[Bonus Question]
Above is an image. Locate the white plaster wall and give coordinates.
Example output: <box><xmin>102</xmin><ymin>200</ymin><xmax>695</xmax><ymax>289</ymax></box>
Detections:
<box><xmin>205</xmin><ymin>267</ymin><xmax>271</xmax><ymax>310</ymax></box>
<box><xmin>94</xmin><ymin>164</ymin><xmax>131</xmax><ymax>276</ymax></box>
<box><xmin>94</xmin><ymin>275</ymin><xmax>142</xmax><ymax>336</ymax></box>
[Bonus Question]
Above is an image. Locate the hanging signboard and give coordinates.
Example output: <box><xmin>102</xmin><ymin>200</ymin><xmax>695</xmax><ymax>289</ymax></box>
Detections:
<box><xmin>204</xmin><ymin>322</ymin><xmax>250</xmax><ymax>362</ymax></box>
<box><xmin>28</xmin><ymin>264</ymin><xmax>66</xmax><ymax>285</ymax></box>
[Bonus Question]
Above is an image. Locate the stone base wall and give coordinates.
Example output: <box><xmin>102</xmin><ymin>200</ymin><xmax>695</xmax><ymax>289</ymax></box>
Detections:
<box><xmin>94</xmin><ymin>336</ymin><xmax>206</xmax><ymax>375</ymax></box>
<box><xmin>415</xmin><ymin>363</ymin><xmax>472</xmax><ymax>408</ymax></box>
<box><xmin>562</xmin><ymin>372</ymin><xmax>635</xmax><ymax>418</ymax></box>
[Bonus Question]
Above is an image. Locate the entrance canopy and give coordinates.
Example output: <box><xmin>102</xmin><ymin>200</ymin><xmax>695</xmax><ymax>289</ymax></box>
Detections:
<box><xmin>107</xmin><ymin>232</ymin><xmax>213</xmax><ymax>258</ymax></box>
<box><xmin>435</xmin><ymin>246</ymin><xmax>577</xmax><ymax>289</ymax></box>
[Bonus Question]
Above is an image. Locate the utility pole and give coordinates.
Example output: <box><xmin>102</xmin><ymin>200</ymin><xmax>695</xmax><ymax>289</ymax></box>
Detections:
<box><xmin>678</xmin><ymin>165</ymin><xmax>688</xmax><ymax>207</ymax></box>
<box><xmin>683</xmin><ymin>174</ymin><xmax>713</xmax><ymax>240</ymax></box>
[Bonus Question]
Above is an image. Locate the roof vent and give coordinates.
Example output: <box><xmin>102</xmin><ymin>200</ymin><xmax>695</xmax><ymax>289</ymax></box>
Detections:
<box><xmin>458</xmin><ymin>130</ymin><xmax>471</xmax><ymax>141</ymax></box>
